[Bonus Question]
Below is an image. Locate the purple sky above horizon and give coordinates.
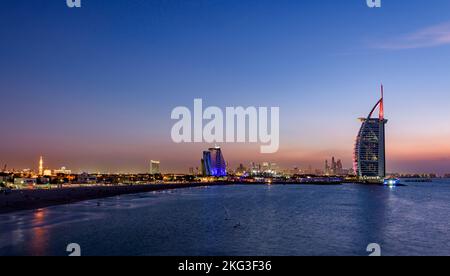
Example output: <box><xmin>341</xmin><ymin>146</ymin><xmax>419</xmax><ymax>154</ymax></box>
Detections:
<box><xmin>1</xmin><ymin>0</ymin><xmax>450</xmax><ymax>174</ymax></box>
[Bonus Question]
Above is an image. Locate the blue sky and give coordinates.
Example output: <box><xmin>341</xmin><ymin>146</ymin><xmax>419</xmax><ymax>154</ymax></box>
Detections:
<box><xmin>1</xmin><ymin>0</ymin><xmax>450</xmax><ymax>173</ymax></box>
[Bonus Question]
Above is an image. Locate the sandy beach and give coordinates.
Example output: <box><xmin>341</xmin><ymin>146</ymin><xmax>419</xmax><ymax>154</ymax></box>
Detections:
<box><xmin>0</xmin><ymin>183</ymin><xmax>227</xmax><ymax>214</ymax></box>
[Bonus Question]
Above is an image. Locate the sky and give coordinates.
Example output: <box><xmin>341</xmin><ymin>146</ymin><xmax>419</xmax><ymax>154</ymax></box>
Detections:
<box><xmin>1</xmin><ymin>0</ymin><xmax>450</xmax><ymax>174</ymax></box>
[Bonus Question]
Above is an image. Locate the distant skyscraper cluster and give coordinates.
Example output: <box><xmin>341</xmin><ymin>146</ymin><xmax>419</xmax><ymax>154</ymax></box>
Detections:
<box><xmin>324</xmin><ymin>157</ymin><xmax>344</xmax><ymax>175</ymax></box>
<box><xmin>354</xmin><ymin>86</ymin><xmax>387</xmax><ymax>180</ymax></box>
<box><xmin>201</xmin><ymin>146</ymin><xmax>227</xmax><ymax>177</ymax></box>
<box><xmin>247</xmin><ymin>162</ymin><xmax>280</xmax><ymax>176</ymax></box>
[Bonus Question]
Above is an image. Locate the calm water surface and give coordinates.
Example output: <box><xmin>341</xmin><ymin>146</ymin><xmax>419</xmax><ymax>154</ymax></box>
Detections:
<box><xmin>1</xmin><ymin>181</ymin><xmax>450</xmax><ymax>256</ymax></box>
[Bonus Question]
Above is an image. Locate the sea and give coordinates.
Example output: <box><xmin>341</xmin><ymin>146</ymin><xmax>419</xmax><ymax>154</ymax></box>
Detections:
<box><xmin>1</xmin><ymin>180</ymin><xmax>450</xmax><ymax>256</ymax></box>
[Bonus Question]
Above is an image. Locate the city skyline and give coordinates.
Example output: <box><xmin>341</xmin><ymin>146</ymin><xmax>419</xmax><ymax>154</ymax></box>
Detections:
<box><xmin>2</xmin><ymin>1</ymin><xmax>450</xmax><ymax>174</ymax></box>
<box><xmin>1</xmin><ymin>148</ymin><xmax>442</xmax><ymax>176</ymax></box>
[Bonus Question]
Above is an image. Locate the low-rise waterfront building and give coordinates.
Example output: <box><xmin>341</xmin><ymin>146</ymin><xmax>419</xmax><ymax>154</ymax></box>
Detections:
<box><xmin>54</xmin><ymin>167</ymin><xmax>72</xmax><ymax>175</ymax></box>
<box><xmin>14</xmin><ymin>178</ymin><xmax>37</xmax><ymax>186</ymax></box>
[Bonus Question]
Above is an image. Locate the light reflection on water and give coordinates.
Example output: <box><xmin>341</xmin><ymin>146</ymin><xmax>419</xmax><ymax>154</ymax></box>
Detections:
<box><xmin>1</xmin><ymin>182</ymin><xmax>450</xmax><ymax>256</ymax></box>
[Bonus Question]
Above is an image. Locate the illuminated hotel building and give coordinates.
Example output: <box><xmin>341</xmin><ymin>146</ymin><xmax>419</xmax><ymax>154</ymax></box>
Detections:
<box><xmin>354</xmin><ymin>86</ymin><xmax>387</xmax><ymax>180</ymax></box>
<box><xmin>201</xmin><ymin>146</ymin><xmax>227</xmax><ymax>177</ymax></box>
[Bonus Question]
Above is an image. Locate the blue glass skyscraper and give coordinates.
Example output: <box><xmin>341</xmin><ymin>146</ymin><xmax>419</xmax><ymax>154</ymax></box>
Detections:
<box><xmin>201</xmin><ymin>146</ymin><xmax>227</xmax><ymax>177</ymax></box>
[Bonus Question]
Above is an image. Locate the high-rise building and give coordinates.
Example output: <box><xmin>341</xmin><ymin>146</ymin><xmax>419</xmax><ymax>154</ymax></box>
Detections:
<box><xmin>150</xmin><ymin>160</ymin><xmax>161</xmax><ymax>174</ymax></box>
<box><xmin>270</xmin><ymin>162</ymin><xmax>279</xmax><ymax>173</ymax></box>
<box><xmin>325</xmin><ymin>160</ymin><xmax>330</xmax><ymax>175</ymax></box>
<box><xmin>38</xmin><ymin>156</ymin><xmax>44</xmax><ymax>176</ymax></box>
<box><xmin>201</xmin><ymin>146</ymin><xmax>227</xmax><ymax>177</ymax></box>
<box><xmin>354</xmin><ymin>85</ymin><xmax>388</xmax><ymax>180</ymax></box>
<box><xmin>201</xmin><ymin>151</ymin><xmax>212</xmax><ymax>176</ymax></box>
<box><xmin>331</xmin><ymin>157</ymin><xmax>337</xmax><ymax>174</ymax></box>
<box><xmin>336</xmin><ymin>159</ymin><xmax>343</xmax><ymax>175</ymax></box>
<box><xmin>236</xmin><ymin>163</ymin><xmax>246</xmax><ymax>174</ymax></box>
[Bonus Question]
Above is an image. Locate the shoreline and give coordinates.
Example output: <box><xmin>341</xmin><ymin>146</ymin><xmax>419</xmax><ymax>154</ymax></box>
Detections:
<box><xmin>0</xmin><ymin>183</ymin><xmax>232</xmax><ymax>215</ymax></box>
<box><xmin>0</xmin><ymin>181</ymin><xmax>349</xmax><ymax>215</ymax></box>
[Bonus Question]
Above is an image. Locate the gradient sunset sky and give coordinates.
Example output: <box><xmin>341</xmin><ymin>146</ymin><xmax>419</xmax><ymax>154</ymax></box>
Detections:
<box><xmin>1</xmin><ymin>0</ymin><xmax>450</xmax><ymax>174</ymax></box>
